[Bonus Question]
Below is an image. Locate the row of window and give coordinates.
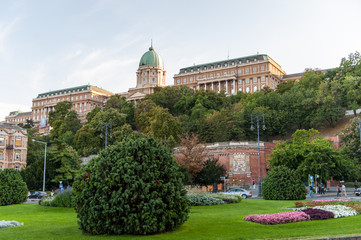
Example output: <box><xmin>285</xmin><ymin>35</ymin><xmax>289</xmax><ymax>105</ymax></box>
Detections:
<box><xmin>184</xmin><ymin>58</ymin><xmax>262</xmax><ymax>73</ymax></box>
<box><xmin>34</xmin><ymin>94</ymin><xmax>103</xmax><ymax>107</ymax></box>
<box><xmin>142</xmin><ymin>72</ymin><xmax>157</xmax><ymax>76</ymax></box>
<box><xmin>178</xmin><ymin>75</ymin><xmax>267</xmax><ymax>84</ymax></box>
<box><xmin>0</xmin><ymin>137</ymin><xmax>23</xmax><ymax>147</ymax></box>
<box><xmin>0</xmin><ymin>166</ymin><xmax>21</xmax><ymax>171</ymax></box>
<box><xmin>142</xmin><ymin>78</ymin><xmax>157</xmax><ymax>84</ymax></box>
<box><xmin>6</xmin><ymin>117</ymin><xmax>31</xmax><ymax>123</ymax></box>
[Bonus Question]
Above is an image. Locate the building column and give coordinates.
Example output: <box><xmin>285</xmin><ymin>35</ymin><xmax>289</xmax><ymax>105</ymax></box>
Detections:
<box><xmin>218</xmin><ymin>81</ymin><xmax>221</xmax><ymax>92</ymax></box>
<box><xmin>225</xmin><ymin>80</ymin><xmax>228</xmax><ymax>94</ymax></box>
<box><xmin>233</xmin><ymin>79</ymin><xmax>236</xmax><ymax>94</ymax></box>
<box><xmin>212</xmin><ymin>82</ymin><xmax>214</xmax><ymax>91</ymax></box>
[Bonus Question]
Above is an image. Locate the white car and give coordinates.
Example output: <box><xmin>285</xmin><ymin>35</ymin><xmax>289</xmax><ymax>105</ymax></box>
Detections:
<box><xmin>224</xmin><ymin>188</ymin><xmax>252</xmax><ymax>198</ymax></box>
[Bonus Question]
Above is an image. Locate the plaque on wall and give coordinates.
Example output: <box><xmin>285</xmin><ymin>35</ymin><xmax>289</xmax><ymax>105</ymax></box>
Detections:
<box><xmin>229</xmin><ymin>154</ymin><xmax>250</xmax><ymax>174</ymax></box>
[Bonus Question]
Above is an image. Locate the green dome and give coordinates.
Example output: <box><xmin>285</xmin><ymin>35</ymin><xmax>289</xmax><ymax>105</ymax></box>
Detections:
<box><xmin>139</xmin><ymin>45</ymin><xmax>164</xmax><ymax>68</ymax></box>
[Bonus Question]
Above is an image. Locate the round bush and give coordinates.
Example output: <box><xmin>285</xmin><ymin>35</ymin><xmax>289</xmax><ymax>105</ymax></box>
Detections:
<box><xmin>0</xmin><ymin>168</ymin><xmax>28</xmax><ymax>206</ymax></box>
<box><xmin>72</xmin><ymin>136</ymin><xmax>189</xmax><ymax>235</ymax></box>
<box><xmin>262</xmin><ymin>166</ymin><xmax>306</xmax><ymax>200</ymax></box>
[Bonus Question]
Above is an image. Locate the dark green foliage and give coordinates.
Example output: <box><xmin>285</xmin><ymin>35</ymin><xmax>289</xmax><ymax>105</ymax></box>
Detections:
<box><xmin>72</xmin><ymin>135</ymin><xmax>189</xmax><ymax>235</ymax></box>
<box><xmin>194</xmin><ymin>158</ymin><xmax>225</xmax><ymax>187</ymax></box>
<box><xmin>262</xmin><ymin>166</ymin><xmax>306</xmax><ymax>200</ymax></box>
<box><xmin>0</xmin><ymin>169</ymin><xmax>28</xmax><ymax>205</ymax></box>
<box><xmin>41</xmin><ymin>189</ymin><xmax>73</xmax><ymax>208</ymax></box>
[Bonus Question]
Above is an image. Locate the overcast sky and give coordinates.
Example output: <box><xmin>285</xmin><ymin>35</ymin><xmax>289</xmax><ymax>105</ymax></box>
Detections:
<box><xmin>1</xmin><ymin>0</ymin><xmax>361</xmax><ymax>121</ymax></box>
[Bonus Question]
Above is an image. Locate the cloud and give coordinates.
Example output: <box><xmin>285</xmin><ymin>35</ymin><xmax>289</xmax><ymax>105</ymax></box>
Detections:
<box><xmin>26</xmin><ymin>64</ymin><xmax>47</xmax><ymax>91</ymax></box>
<box><xmin>0</xmin><ymin>18</ymin><xmax>19</xmax><ymax>53</ymax></box>
<box><xmin>0</xmin><ymin>102</ymin><xmax>31</xmax><ymax>122</ymax></box>
<box><xmin>64</xmin><ymin>50</ymin><xmax>82</xmax><ymax>61</ymax></box>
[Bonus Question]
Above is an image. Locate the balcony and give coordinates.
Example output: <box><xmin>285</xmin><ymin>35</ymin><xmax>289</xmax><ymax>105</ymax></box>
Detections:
<box><xmin>6</xmin><ymin>145</ymin><xmax>13</xmax><ymax>149</ymax></box>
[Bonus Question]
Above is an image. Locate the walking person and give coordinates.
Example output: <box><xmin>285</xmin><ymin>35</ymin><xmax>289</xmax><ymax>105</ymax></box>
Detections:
<box><xmin>309</xmin><ymin>184</ymin><xmax>314</xmax><ymax>198</ymax></box>
<box><xmin>336</xmin><ymin>185</ymin><xmax>341</xmax><ymax>198</ymax></box>
<box><xmin>342</xmin><ymin>184</ymin><xmax>347</xmax><ymax>197</ymax></box>
<box><xmin>354</xmin><ymin>180</ymin><xmax>359</xmax><ymax>193</ymax></box>
<box><xmin>252</xmin><ymin>179</ymin><xmax>256</xmax><ymax>189</ymax></box>
<box><xmin>320</xmin><ymin>182</ymin><xmax>325</xmax><ymax>194</ymax></box>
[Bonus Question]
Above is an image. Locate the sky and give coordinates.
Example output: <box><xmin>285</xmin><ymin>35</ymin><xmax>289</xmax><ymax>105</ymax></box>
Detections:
<box><xmin>1</xmin><ymin>0</ymin><xmax>361</xmax><ymax>121</ymax></box>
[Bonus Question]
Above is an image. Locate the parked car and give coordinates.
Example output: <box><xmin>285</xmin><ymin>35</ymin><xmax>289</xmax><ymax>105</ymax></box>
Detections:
<box><xmin>28</xmin><ymin>191</ymin><xmax>48</xmax><ymax>199</ymax></box>
<box><xmin>224</xmin><ymin>188</ymin><xmax>252</xmax><ymax>199</ymax></box>
<box><xmin>355</xmin><ymin>188</ymin><xmax>361</xmax><ymax>196</ymax></box>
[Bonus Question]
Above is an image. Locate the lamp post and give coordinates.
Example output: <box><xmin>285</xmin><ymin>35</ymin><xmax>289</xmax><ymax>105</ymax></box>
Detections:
<box><xmin>32</xmin><ymin>139</ymin><xmax>47</xmax><ymax>192</ymax></box>
<box><xmin>355</xmin><ymin>117</ymin><xmax>361</xmax><ymax>152</ymax></box>
<box><xmin>101</xmin><ymin>122</ymin><xmax>113</xmax><ymax>150</ymax></box>
<box><xmin>250</xmin><ymin>114</ymin><xmax>266</xmax><ymax>197</ymax></box>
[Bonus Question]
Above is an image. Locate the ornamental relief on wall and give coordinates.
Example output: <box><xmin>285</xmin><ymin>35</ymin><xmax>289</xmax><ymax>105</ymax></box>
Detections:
<box><xmin>229</xmin><ymin>153</ymin><xmax>250</xmax><ymax>174</ymax></box>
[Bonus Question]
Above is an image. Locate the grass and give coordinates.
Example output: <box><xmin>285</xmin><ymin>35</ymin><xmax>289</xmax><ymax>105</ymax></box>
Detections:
<box><xmin>1</xmin><ymin>200</ymin><xmax>361</xmax><ymax>239</ymax></box>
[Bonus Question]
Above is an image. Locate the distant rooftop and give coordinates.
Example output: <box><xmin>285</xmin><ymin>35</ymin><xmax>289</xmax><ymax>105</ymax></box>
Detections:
<box><xmin>36</xmin><ymin>85</ymin><xmax>112</xmax><ymax>98</ymax></box>
<box><xmin>0</xmin><ymin>123</ymin><xmax>25</xmax><ymax>130</ymax></box>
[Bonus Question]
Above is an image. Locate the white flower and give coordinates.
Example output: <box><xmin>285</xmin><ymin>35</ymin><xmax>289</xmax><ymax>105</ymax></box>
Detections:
<box><xmin>313</xmin><ymin>205</ymin><xmax>357</xmax><ymax>218</ymax></box>
<box><xmin>0</xmin><ymin>220</ymin><xmax>24</xmax><ymax>229</ymax></box>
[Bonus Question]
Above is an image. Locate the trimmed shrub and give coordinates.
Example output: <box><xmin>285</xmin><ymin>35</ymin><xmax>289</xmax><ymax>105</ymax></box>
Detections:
<box><xmin>72</xmin><ymin>135</ymin><xmax>189</xmax><ymax>235</ymax></box>
<box><xmin>262</xmin><ymin>166</ymin><xmax>306</xmax><ymax>200</ymax></box>
<box><xmin>0</xmin><ymin>168</ymin><xmax>28</xmax><ymax>206</ymax></box>
<box><xmin>209</xmin><ymin>193</ymin><xmax>242</xmax><ymax>203</ymax></box>
<box><xmin>40</xmin><ymin>189</ymin><xmax>73</xmax><ymax>208</ymax></box>
<box><xmin>187</xmin><ymin>194</ymin><xmax>225</xmax><ymax>206</ymax></box>
<box><xmin>301</xmin><ymin>208</ymin><xmax>334</xmax><ymax>220</ymax></box>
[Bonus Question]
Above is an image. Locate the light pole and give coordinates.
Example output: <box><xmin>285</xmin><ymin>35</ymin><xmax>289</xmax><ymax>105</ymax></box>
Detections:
<box><xmin>250</xmin><ymin>114</ymin><xmax>266</xmax><ymax>197</ymax></box>
<box><xmin>32</xmin><ymin>139</ymin><xmax>47</xmax><ymax>192</ymax></box>
<box><xmin>101</xmin><ymin>122</ymin><xmax>113</xmax><ymax>150</ymax></box>
<box><xmin>355</xmin><ymin>117</ymin><xmax>361</xmax><ymax>152</ymax></box>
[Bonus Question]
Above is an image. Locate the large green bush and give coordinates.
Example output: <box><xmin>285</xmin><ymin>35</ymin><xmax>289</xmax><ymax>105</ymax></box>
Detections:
<box><xmin>72</xmin><ymin>135</ymin><xmax>189</xmax><ymax>235</ymax></box>
<box><xmin>0</xmin><ymin>168</ymin><xmax>28</xmax><ymax>205</ymax></box>
<box><xmin>262</xmin><ymin>166</ymin><xmax>306</xmax><ymax>200</ymax></box>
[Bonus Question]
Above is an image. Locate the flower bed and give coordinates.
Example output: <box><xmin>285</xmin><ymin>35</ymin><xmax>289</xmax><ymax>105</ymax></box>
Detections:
<box><xmin>0</xmin><ymin>220</ymin><xmax>23</xmax><ymax>229</ymax></box>
<box><xmin>301</xmin><ymin>208</ymin><xmax>334</xmax><ymax>220</ymax></box>
<box><xmin>313</xmin><ymin>205</ymin><xmax>357</xmax><ymax>218</ymax></box>
<box><xmin>244</xmin><ymin>211</ymin><xmax>310</xmax><ymax>225</ymax></box>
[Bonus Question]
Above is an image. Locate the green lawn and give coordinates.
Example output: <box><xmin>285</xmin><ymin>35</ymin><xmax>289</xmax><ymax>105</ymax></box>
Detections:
<box><xmin>1</xmin><ymin>200</ymin><xmax>361</xmax><ymax>239</ymax></box>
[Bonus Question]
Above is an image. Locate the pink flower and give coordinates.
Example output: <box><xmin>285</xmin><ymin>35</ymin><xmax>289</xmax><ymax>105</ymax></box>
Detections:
<box><xmin>244</xmin><ymin>212</ymin><xmax>310</xmax><ymax>225</ymax></box>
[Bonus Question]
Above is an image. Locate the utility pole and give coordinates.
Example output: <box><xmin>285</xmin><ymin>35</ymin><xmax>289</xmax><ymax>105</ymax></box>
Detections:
<box><xmin>250</xmin><ymin>114</ymin><xmax>266</xmax><ymax>197</ymax></box>
<box><xmin>101</xmin><ymin>122</ymin><xmax>113</xmax><ymax>150</ymax></box>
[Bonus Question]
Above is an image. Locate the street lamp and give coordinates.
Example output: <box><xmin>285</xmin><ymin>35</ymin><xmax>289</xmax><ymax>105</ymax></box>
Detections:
<box><xmin>32</xmin><ymin>139</ymin><xmax>47</xmax><ymax>192</ymax></box>
<box><xmin>355</xmin><ymin>117</ymin><xmax>361</xmax><ymax>152</ymax></box>
<box><xmin>100</xmin><ymin>122</ymin><xmax>113</xmax><ymax>150</ymax></box>
<box><xmin>250</xmin><ymin>114</ymin><xmax>266</xmax><ymax>197</ymax></box>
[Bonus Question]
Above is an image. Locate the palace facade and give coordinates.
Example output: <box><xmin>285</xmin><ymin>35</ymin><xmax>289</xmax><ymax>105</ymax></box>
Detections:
<box><xmin>0</xmin><ymin>123</ymin><xmax>28</xmax><ymax>170</ymax></box>
<box><xmin>120</xmin><ymin>44</ymin><xmax>166</xmax><ymax>101</ymax></box>
<box><xmin>5</xmin><ymin>111</ymin><xmax>32</xmax><ymax>125</ymax></box>
<box><xmin>173</xmin><ymin>54</ymin><xmax>300</xmax><ymax>94</ymax></box>
<box><xmin>31</xmin><ymin>85</ymin><xmax>113</xmax><ymax>133</ymax></box>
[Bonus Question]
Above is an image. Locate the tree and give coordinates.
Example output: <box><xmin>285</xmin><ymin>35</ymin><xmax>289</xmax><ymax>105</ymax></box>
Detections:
<box><xmin>269</xmin><ymin>129</ymin><xmax>354</xmax><ymax>182</ymax></box>
<box><xmin>174</xmin><ymin>133</ymin><xmax>206</xmax><ymax>180</ymax></box>
<box><xmin>72</xmin><ymin>135</ymin><xmax>189</xmax><ymax>235</ymax></box>
<box><xmin>104</xmin><ymin>94</ymin><xmax>135</xmax><ymax>127</ymax></box>
<box><xmin>51</xmin><ymin>144</ymin><xmax>81</xmax><ymax>186</ymax></box>
<box><xmin>0</xmin><ymin>168</ymin><xmax>28</xmax><ymax>205</ymax></box>
<box><xmin>194</xmin><ymin>158</ymin><xmax>225</xmax><ymax>190</ymax></box>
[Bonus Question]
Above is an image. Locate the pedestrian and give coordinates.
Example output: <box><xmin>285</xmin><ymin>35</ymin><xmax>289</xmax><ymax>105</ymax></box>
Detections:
<box><xmin>252</xmin><ymin>179</ymin><xmax>256</xmax><ymax>189</ymax></box>
<box><xmin>336</xmin><ymin>185</ymin><xmax>341</xmax><ymax>197</ymax></box>
<box><xmin>354</xmin><ymin>180</ymin><xmax>358</xmax><ymax>192</ymax></box>
<box><xmin>321</xmin><ymin>182</ymin><xmax>325</xmax><ymax>194</ymax></box>
<box><xmin>342</xmin><ymin>184</ymin><xmax>347</xmax><ymax>197</ymax></box>
<box><xmin>309</xmin><ymin>184</ymin><xmax>314</xmax><ymax>198</ymax></box>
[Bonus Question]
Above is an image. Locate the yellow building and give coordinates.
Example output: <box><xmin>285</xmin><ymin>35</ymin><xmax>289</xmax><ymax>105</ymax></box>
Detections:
<box><xmin>174</xmin><ymin>54</ymin><xmax>290</xmax><ymax>94</ymax></box>
<box><xmin>0</xmin><ymin>123</ymin><xmax>28</xmax><ymax>170</ymax></box>
<box><xmin>31</xmin><ymin>85</ymin><xmax>113</xmax><ymax>134</ymax></box>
